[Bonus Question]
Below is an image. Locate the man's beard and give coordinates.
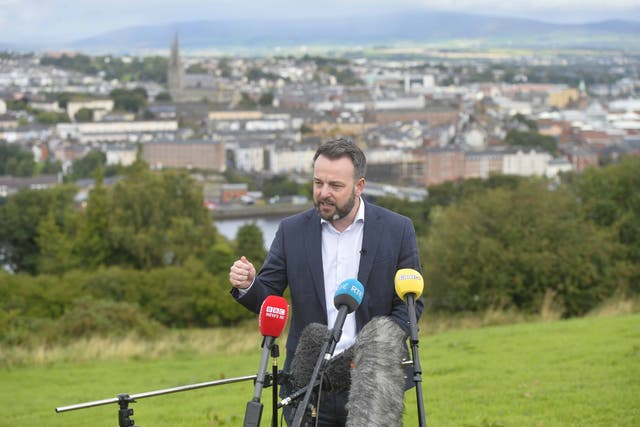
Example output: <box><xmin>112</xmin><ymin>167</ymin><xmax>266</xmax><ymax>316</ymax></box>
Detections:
<box><xmin>315</xmin><ymin>190</ymin><xmax>357</xmax><ymax>222</ymax></box>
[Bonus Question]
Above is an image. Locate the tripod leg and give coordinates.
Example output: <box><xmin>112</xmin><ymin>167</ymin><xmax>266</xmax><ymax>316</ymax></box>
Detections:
<box><xmin>117</xmin><ymin>394</ymin><xmax>138</xmax><ymax>427</ymax></box>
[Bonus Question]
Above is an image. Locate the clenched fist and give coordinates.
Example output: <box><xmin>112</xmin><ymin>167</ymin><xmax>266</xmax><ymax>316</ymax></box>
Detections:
<box><xmin>229</xmin><ymin>256</ymin><xmax>256</xmax><ymax>289</ymax></box>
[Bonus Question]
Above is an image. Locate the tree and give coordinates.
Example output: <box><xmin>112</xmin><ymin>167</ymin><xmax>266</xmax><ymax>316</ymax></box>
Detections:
<box><xmin>570</xmin><ymin>156</ymin><xmax>640</xmax><ymax>293</ymax></box>
<box><xmin>109</xmin><ymin>87</ymin><xmax>148</xmax><ymax>113</ymax></box>
<box><xmin>504</xmin><ymin>130</ymin><xmax>558</xmax><ymax>154</ymax></box>
<box><xmin>509</xmin><ymin>113</ymin><xmax>538</xmax><ymax>132</ymax></box>
<box><xmin>0</xmin><ymin>185</ymin><xmax>77</xmax><ymax>274</ymax></box>
<box><xmin>0</xmin><ymin>143</ymin><xmax>34</xmax><ymax>177</ymax></box>
<box><xmin>36</xmin><ymin>210</ymin><xmax>79</xmax><ymax>274</ymax></box>
<box><xmin>258</xmin><ymin>92</ymin><xmax>274</xmax><ymax>106</ymax></box>
<box><xmin>74</xmin><ymin>167</ymin><xmax>111</xmax><ymax>269</ymax></box>
<box><xmin>155</xmin><ymin>92</ymin><xmax>172</xmax><ymax>101</ymax></box>
<box><xmin>262</xmin><ymin>174</ymin><xmax>301</xmax><ymax>198</ymax></box>
<box><xmin>37</xmin><ymin>159</ymin><xmax>63</xmax><ymax>175</ymax></box>
<box><xmin>105</xmin><ymin>164</ymin><xmax>218</xmax><ymax>269</ymax></box>
<box><xmin>375</xmin><ymin>174</ymin><xmax>525</xmax><ymax>236</ymax></box>
<box><xmin>424</xmin><ymin>179</ymin><xmax>621</xmax><ymax>316</ymax></box>
<box><xmin>234</xmin><ymin>223</ymin><xmax>266</xmax><ymax>268</ymax></box>
<box><xmin>74</xmin><ymin>107</ymin><xmax>94</xmax><ymax>122</ymax></box>
<box><xmin>35</xmin><ymin>111</ymin><xmax>70</xmax><ymax>124</ymax></box>
<box><xmin>246</xmin><ymin>67</ymin><xmax>280</xmax><ymax>82</ymax></box>
<box><xmin>238</xmin><ymin>93</ymin><xmax>257</xmax><ymax>109</ymax></box>
<box><xmin>67</xmin><ymin>150</ymin><xmax>107</xmax><ymax>181</ymax></box>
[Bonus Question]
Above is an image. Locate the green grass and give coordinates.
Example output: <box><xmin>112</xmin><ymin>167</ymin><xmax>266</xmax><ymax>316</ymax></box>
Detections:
<box><xmin>2</xmin><ymin>314</ymin><xmax>639</xmax><ymax>426</ymax></box>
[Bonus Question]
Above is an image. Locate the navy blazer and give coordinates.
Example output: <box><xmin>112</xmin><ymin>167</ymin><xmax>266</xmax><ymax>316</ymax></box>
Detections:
<box><xmin>231</xmin><ymin>199</ymin><xmax>424</xmax><ymax>373</ymax></box>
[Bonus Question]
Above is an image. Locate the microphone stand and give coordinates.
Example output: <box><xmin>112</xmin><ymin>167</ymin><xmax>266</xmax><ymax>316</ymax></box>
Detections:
<box><xmin>291</xmin><ymin>326</ymin><xmax>340</xmax><ymax>427</ymax></box>
<box><xmin>271</xmin><ymin>344</ymin><xmax>280</xmax><ymax>427</ymax></box>
<box><xmin>406</xmin><ymin>294</ymin><xmax>426</xmax><ymax>427</ymax></box>
<box><xmin>244</xmin><ymin>336</ymin><xmax>280</xmax><ymax>427</ymax></box>
<box><xmin>55</xmin><ymin>375</ymin><xmax>258</xmax><ymax>427</ymax></box>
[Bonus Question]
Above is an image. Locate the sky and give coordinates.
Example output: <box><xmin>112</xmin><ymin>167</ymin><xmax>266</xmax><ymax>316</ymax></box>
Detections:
<box><xmin>1</xmin><ymin>0</ymin><xmax>639</xmax><ymax>45</ymax></box>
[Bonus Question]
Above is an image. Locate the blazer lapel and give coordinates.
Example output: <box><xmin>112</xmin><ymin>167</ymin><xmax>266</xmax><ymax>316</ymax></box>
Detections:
<box><xmin>304</xmin><ymin>210</ymin><xmax>327</xmax><ymax>318</ymax></box>
<box><xmin>358</xmin><ymin>202</ymin><xmax>382</xmax><ymax>287</ymax></box>
<box><xmin>357</xmin><ymin>201</ymin><xmax>382</xmax><ymax>328</ymax></box>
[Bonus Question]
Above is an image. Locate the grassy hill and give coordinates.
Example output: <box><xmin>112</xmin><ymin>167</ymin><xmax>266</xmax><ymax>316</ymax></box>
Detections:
<box><xmin>2</xmin><ymin>313</ymin><xmax>638</xmax><ymax>426</ymax></box>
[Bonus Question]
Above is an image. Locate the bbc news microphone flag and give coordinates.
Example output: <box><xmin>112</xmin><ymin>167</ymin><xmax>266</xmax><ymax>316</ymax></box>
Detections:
<box><xmin>259</xmin><ymin>295</ymin><xmax>289</xmax><ymax>338</ymax></box>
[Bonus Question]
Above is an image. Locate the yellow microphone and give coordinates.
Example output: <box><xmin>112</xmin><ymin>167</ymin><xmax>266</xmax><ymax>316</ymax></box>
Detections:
<box><xmin>394</xmin><ymin>267</ymin><xmax>427</xmax><ymax>427</ymax></box>
<box><xmin>394</xmin><ymin>268</ymin><xmax>424</xmax><ymax>300</ymax></box>
<box><xmin>393</xmin><ymin>268</ymin><xmax>423</xmax><ymax>342</ymax></box>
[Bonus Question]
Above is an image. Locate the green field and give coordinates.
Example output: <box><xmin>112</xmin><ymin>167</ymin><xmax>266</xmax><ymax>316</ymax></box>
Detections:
<box><xmin>2</xmin><ymin>313</ymin><xmax>639</xmax><ymax>426</ymax></box>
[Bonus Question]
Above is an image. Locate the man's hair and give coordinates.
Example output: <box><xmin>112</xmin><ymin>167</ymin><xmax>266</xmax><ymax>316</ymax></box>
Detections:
<box><xmin>313</xmin><ymin>138</ymin><xmax>367</xmax><ymax>180</ymax></box>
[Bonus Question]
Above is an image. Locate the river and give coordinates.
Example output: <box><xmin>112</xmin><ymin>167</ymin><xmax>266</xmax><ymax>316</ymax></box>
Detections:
<box><xmin>214</xmin><ymin>216</ymin><xmax>285</xmax><ymax>249</ymax></box>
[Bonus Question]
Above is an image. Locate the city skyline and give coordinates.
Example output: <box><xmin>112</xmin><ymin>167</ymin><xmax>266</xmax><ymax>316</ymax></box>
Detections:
<box><xmin>1</xmin><ymin>0</ymin><xmax>639</xmax><ymax>46</ymax></box>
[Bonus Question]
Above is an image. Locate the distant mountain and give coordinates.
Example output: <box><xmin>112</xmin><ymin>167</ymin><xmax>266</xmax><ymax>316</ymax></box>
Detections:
<box><xmin>59</xmin><ymin>12</ymin><xmax>640</xmax><ymax>53</ymax></box>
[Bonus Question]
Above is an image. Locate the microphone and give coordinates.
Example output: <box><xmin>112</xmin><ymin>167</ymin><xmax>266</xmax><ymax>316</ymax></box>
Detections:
<box><xmin>243</xmin><ymin>295</ymin><xmax>289</xmax><ymax>427</ymax></box>
<box><xmin>394</xmin><ymin>268</ymin><xmax>427</xmax><ymax>427</ymax></box>
<box><xmin>326</xmin><ymin>278</ymin><xmax>364</xmax><ymax>359</ymax></box>
<box><xmin>346</xmin><ymin>316</ymin><xmax>406</xmax><ymax>427</ymax></box>
<box><xmin>289</xmin><ymin>323</ymin><xmax>325</xmax><ymax>392</ymax></box>
<box><xmin>291</xmin><ymin>279</ymin><xmax>364</xmax><ymax>427</ymax></box>
<box><xmin>280</xmin><ymin>323</ymin><xmax>354</xmax><ymax>408</ymax></box>
<box><xmin>394</xmin><ymin>268</ymin><xmax>424</xmax><ymax>342</ymax></box>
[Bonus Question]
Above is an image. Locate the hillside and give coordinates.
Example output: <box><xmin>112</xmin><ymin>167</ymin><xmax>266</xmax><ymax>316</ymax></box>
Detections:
<box><xmin>56</xmin><ymin>13</ymin><xmax>640</xmax><ymax>53</ymax></box>
<box><xmin>3</xmin><ymin>313</ymin><xmax>638</xmax><ymax>426</ymax></box>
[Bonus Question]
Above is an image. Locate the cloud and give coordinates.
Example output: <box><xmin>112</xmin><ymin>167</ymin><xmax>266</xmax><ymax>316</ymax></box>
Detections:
<box><xmin>0</xmin><ymin>0</ymin><xmax>638</xmax><ymax>44</ymax></box>
<box><xmin>420</xmin><ymin>0</ymin><xmax>640</xmax><ymax>22</ymax></box>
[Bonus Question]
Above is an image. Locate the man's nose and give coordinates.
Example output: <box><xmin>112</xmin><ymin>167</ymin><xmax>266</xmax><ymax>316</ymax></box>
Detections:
<box><xmin>318</xmin><ymin>184</ymin><xmax>331</xmax><ymax>198</ymax></box>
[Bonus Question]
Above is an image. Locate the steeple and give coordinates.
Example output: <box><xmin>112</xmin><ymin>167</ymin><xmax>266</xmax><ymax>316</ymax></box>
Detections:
<box><xmin>167</xmin><ymin>33</ymin><xmax>183</xmax><ymax>101</ymax></box>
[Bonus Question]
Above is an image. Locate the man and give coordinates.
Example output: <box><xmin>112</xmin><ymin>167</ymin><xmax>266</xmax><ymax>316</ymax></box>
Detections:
<box><xmin>229</xmin><ymin>138</ymin><xmax>423</xmax><ymax>426</ymax></box>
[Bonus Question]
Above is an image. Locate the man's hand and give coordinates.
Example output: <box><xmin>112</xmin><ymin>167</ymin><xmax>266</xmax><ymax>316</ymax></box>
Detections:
<box><xmin>229</xmin><ymin>256</ymin><xmax>256</xmax><ymax>289</ymax></box>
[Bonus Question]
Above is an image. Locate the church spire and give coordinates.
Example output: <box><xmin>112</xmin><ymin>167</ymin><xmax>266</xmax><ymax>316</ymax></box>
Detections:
<box><xmin>167</xmin><ymin>33</ymin><xmax>183</xmax><ymax>101</ymax></box>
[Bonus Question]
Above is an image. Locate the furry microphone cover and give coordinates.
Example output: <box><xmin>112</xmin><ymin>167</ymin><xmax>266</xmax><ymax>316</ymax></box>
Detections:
<box><xmin>289</xmin><ymin>322</ymin><xmax>354</xmax><ymax>393</ymax></box>
<box><xmin>346</xmin><ymin>316</ymin><xmax>406</xmax><ymax>427</ymax></box>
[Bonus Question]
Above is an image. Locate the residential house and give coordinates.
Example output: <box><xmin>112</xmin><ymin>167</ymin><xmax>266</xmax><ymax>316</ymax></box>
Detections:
<box><xmin>503</xmin><ymin>148</ymin><xmax>552</xmax><ymax>177</ymax></box>
<box><xmin>105</xmin><ymin>145</ymin><xmax>137</xmax><ymax>166</ymax></box>
<box><xmin>142</xmin><ymin>139</ymin><xmax>225</xmax><ymax>172</ymax></box>
<box><xmin>56</xmin><ymin>120</ymin><xmax>178</xmax><ymax>143</ymax></box>
<box><xmin>418</xmin><ymin>146</ymin><xmax>465</xmax><ymax>186</ymax></box>
<box><xmin>464</xmin><ymin>149</ymin><xmax>504</xmax><ymax>180</ymax></box>
<box><xmin>0</xmin><ymin>174</ymin><xmax>60</xmax><ymax>197</ymax></box>
<box><xmin>66</xmin><ymin>99</ymin><xmax>114</xmax><ymax>121</ymax></box>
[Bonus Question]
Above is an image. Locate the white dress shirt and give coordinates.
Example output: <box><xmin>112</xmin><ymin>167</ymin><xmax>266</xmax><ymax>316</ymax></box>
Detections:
<box><xmin>320</xmin><ymin>197</ymin><xmax>365</xmax><ymax>355</ymax></box>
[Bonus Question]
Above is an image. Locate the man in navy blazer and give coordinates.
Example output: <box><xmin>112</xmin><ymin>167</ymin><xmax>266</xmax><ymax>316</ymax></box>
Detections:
<box><xmin>230</xmin><ymin>138</ymin><xmax>423</xmax><ymax>425</ymax></box>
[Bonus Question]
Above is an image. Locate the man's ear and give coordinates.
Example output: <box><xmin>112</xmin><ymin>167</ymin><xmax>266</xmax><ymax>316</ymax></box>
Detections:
<box><xmin>355</xmin><ymin>178</ymin><xmax>365</xmax><ymax>196</ymax></box>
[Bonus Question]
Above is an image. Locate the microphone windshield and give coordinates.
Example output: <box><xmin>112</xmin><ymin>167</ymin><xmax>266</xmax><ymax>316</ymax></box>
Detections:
<box><xmin>290</xmin><ymin>323</ymin><xmax>354</xmax><ymax>393</ymax></box>
<box><xmin>333</xmin><ymin>278</ymin><xmax>364</xmax><ymax>313</ymax></box>
<box><xmin>259</xmin><ymin>295</ymin><xmax>289</xmax><ymax>338</ymax></box>
<box><xmin>290</xmin><ymin>323</ymin><xmax>326</xmax><ymax>389</ymax></box>
<box><xmin>347</xmin><ymin>316</ymin><xmax>406</xmax><ymax>426</ymax></box>
<box><xmin>394</xmin><ymin>268</ymin><xmax>424</xmax><ymax>299</ymax></box>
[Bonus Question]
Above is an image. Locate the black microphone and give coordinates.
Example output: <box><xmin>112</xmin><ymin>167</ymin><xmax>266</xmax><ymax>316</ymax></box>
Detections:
<box><xmin>280</xmin><ymin>323</ymin><xmax>354</xmax><ymax>408</ymax></box>
<box><xmin>289</xmin><ymin>323</ymin><xmax>325</xmax><ymax>392</ymax></box>
<box><xmin>291</xmin><ymin>279</ymin><xmax>364</xmax><ymax>427</ymax></box>
<box><xmin>346</xmin><ymin>316</ymin><xmax>406</xmax><ymax>427</ymax></box>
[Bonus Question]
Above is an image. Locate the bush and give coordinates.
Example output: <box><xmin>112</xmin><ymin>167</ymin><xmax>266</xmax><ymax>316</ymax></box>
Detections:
<box><xmin>54</xmin><ymin>298</ymin><xmax>163</xmax><ymax>341</ymax></box>
<box><xmin>424</xmin><ymin>180</ymin><xmax>622</xmax><ymax>316</ymax></box>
